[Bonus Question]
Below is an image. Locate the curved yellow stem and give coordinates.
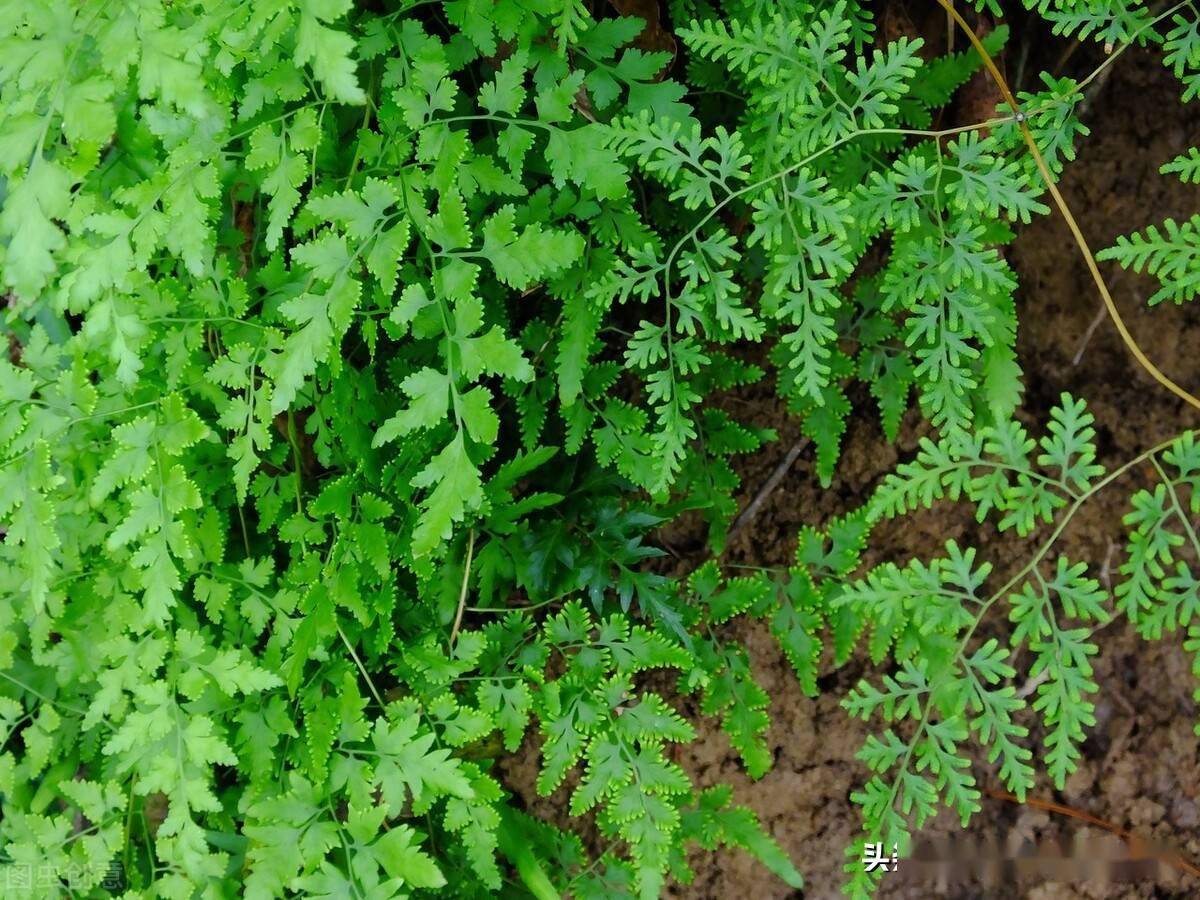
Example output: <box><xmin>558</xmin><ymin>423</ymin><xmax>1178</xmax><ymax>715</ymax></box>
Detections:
<box><xmin>936</xmin><ymin>0</ymin><xmax>1200</xmax><ymax>412</ymax></box>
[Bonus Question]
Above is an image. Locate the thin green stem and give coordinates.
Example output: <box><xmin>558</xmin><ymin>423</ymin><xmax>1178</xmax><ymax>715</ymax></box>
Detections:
<box><xmin>337</xmin><ymin>623</ymin><xmax>388</xmax><ymax>711</ymax></box>
<box><xmin>876</xmin><ymin>432</ymin><xmax>1186</xmax><ymax>842</ymax></box>
<box><xmin>1153</xmin><ymin>455</ymin><xmax>1200</xmax><ymax>561</ymax></box>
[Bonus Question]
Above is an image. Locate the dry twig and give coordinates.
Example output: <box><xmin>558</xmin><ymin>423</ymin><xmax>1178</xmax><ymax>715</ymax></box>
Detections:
<box><xmin>725</xmin><ymin>439</ymin><xmax>809</xmax><ymax>542</ymax></box>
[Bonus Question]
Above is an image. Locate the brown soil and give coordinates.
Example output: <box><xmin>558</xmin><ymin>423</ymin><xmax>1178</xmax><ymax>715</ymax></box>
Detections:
<box><xmin>500</xmin><ymin>17</ymin><xmax>1200</xmax><ymax>900</ymax></box>
<box><xmin>660</xmin><ymin>32</ymin><xmax>1200</xmax><ymax>900</ymax></box>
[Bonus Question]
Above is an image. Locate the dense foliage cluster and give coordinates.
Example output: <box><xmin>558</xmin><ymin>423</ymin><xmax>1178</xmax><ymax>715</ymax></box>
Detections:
<box><xmin>3</xmin><ymin>0</ymin><xmax>1200</xmax><ymax>897</ymax></box>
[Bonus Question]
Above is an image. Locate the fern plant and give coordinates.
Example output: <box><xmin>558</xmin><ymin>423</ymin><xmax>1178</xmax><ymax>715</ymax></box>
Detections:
<box><xmin>0</xmin><ymin>0</ymin><xmax>808</xmax><ymax>895</ymax></box>
<box><xmin>600</xmin><ymin>3</ymin><xmax>1084</xmax><ymax>488</ymax></box>
<box><xmin>5</xmin><ymin>0</ymin><xmax>1200</xmax><ymax>897</ymax></box>
<box><xmin>832</xmin><ymin>395</ymin><xmax>1200</xmax><ymax>897</ymax></box>
<box><xmin>0</xmin><ymin>0</ymin><xmax>928</xmax><ymax>893</ymax></box>
<box><xmin>1053</xmin><ymin>0</ymin><xmax>1200</xmax><ymax>305</ymax></box>
<box><xmin>1099</xmin><ymin>156</ymin><xmax>1200</xmax><ymax>304</ymax></box>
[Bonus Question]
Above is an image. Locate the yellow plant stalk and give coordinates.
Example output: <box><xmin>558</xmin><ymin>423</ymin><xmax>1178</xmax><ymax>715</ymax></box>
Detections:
<box><xmin>937</xmin><ymin>0</ymin><xmax>1200</xmax><ymax>412</ymax></box>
